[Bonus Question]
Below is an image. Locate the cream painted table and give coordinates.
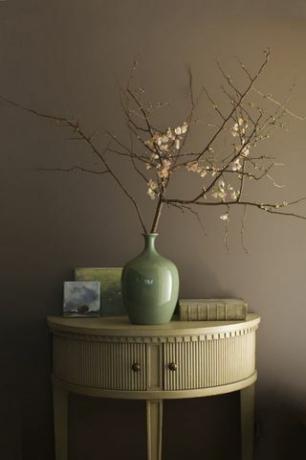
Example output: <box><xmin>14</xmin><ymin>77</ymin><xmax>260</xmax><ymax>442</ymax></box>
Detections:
<box><xmin>48</xmin><ymin>314</ymin><xmax>260</xmax><ymax>460</ymax></box>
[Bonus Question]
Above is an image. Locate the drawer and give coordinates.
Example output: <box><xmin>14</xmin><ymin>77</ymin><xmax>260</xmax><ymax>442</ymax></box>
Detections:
<box><xmin>163</xmin><ymin>333</ymin><xmax>256</xmax><ymax>391</ymax></box>
<box><xmin>53</xmin><ymin>337</ymin><xmax>147</xmax><ymax>391</ymax></box>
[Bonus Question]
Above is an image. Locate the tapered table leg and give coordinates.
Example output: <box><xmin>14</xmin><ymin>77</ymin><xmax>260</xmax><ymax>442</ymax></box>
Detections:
<box><xmin>53</xmin><ymin>384</ymin><xmax>69</xmax><ymax>460</ymax></box>
<box><xmin>146</xmin><ymin>400</ymin><xmax>163</xmax><ymax>460</ymax></box>
<box><xmin>240</xmin><ymin>384</ymin><xmax>255</xmax><ymax>460</ymax></box>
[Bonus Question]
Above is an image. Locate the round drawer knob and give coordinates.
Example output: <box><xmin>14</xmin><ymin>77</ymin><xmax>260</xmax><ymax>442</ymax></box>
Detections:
<box><xmin>168</xmin><ymin>362</ymin><xmax>178</xmax><ymax>372</ymax></box>
<box><xmin>131</xmin><ymin>362</ymin><xmax>141</xmax><ymax>372</ymax></box>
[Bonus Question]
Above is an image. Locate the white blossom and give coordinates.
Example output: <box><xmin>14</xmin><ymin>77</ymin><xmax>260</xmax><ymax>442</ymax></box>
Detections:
<box><xmin>220</xmin><ymin>213</ymin><xmax>229</xmax><ymax>221</ymax></box>
<box><xmin>159</xmin><ymin>143</ymin><xmax>169</xmax><ymax>152</ymax></box>
<box><xmin>181</xmin><ymin>121</ymin><xmax>188</xmax><ymax>134</ymax></box>
<box><xmin>231</xmin><ymin>158</ymin><xmax>242</xmax><ymax>171</ymax></box>
<box><xmin>231</xmin><ymin>118</ymin><xmax>248</xmax><ymax>138</ymax></box>
<box><xmin>145</xmin><ymin>139</ymin><xmax>154</xmax><ymax>149</ymax></box>
<box><xmin>166</xmin><ymin>127</ymin><xmax>175</xmax><ymax>140</ymax></box>
<box><xmin>231</xmin><ymin>123</ymin><xmax>239</xmax><ymax>137</ymax></box>
<box><xmin>242</xmin><ymin>146</ymin><xmax>250</xmax><ymax>157</ymax></box>
<box><xmin>212</xmin><ymin>180</ymin><xmax>227</xmax><ymax>200</ymax></box>
<box><xmin>175</xmin><ymin>122</ymin><xmax>188</xmax><ymax>136</ymax></box>
<box><xmin>157</xmin><ymin>134</ymin><xmax>169</xmax><ymax>145</ymax></box>
<box><xmin>147</xmin><ymin>179</ymin><xmax>158</xmax><ymax>200</ymax></box>
<box><xmin>230</xmin><ymin>190</ymin><xmax>239</xmax><ymax>200</ymax></box>
<box><xmin>147</xmin><ymin>188</ymin><xmax>156</xmax><ymax>199</ymax></box>
<box><xmin>157</xmin><ymin>159</ymin><xmax>172</xmax><ymax>179</ymax></box>
<box><xmin>186</xmin><ymin>161</ymin><xmax>199</xmax><ymax>173</ymax></box>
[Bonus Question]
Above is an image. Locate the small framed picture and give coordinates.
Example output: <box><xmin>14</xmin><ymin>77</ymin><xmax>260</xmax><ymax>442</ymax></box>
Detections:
<box><xmin>74</xmin><ymin>267</ymin><xmax>126</xmax><ymax>316</ymax></box>
<box><xmin>63</xmin><ymin>281</ymin><xmax>101</xmax><ymax>317</ymax></box>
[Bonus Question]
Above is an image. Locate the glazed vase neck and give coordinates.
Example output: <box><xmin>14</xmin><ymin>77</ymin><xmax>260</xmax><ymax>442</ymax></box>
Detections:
<box><xmin>143</xmin><ymin>233</ymin><xmax>158</xmax><ymax>253</ymax></box>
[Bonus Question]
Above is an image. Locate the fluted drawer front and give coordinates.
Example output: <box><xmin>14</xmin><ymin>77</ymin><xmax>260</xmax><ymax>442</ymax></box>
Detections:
<box><xmin>53</xmin><ymin>337</ymin><xmax>147</xmax><ymax>390</ymax></box>
<box><xmin>163</xmin><ymin>332</ymin><xmax>256</xmax><ymax>391</ymax></box>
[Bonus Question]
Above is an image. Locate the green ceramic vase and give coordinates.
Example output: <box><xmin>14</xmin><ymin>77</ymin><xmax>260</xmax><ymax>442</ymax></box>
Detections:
<box><xmin>121</xmin><ymin>233</ymin><xmax>179</xmax><ymax>325</ymax></box>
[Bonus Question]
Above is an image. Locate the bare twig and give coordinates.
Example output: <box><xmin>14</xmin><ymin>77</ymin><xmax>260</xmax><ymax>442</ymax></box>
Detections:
<box><xmin>150</xmin><ymin>196</ymin><xmax>164</xmax><ymax>233</ymax></box>
<box><xmin>163</xmin><ymin>196</ymin><xmax>306</xmax><ymax>220</ymax></box>
<box><xmin>168</xmin><ymin>202</ymin><xmax>207</xmax><ymax>237</ymax></box>
<box><xmin>0</xmin><ymin>95</ymin><xmax>148</xmax><ymax>233</ymax></box>
<box><xmin>252</xmin><ymin>86</ymin><xmax>306</xmax><ymax>121</ymax></box>
<box><xmin>194</xmin><ymin>49</ymin><xmax>270</xmax><ymax>162</ymax></box>
<box><xmin>36</xmin><ymin>166</ymin><xmax>109</xmax><ymax>175</ymax></box>
<box><xmin>240</xmin><ymin>205</ymin><xmax>249</xmax><ymax>253</ymax></box>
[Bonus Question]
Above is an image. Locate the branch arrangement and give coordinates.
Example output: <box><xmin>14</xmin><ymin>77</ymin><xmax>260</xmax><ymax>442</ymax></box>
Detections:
<box><xmin>2</xmin><ymin>49</ymin><xmax>306</xmax><ymax>243</ymax></box>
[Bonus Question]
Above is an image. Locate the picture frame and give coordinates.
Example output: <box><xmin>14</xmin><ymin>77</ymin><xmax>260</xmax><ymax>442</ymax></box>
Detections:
<box><xmin>63</xmin><ymin>281</ymin><xmax>101</xmax><ymax>317</ymax></box>
<box><xmin>74</xmin><ymin>267</ymin><xmax>126</xmax><ymax>316</ymax></box>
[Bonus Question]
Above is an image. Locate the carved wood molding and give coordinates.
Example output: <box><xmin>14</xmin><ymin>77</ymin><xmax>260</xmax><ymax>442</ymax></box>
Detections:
<box><xmin>52</xmin><ymin>323</ymin><xmax>258</xmax><ymax>344</ymax></box>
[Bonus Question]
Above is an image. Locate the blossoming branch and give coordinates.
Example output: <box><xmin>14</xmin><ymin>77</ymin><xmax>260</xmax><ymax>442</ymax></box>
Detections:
<box><xmin>1</xmin><ymin>49</ymin><xmax>306</xmax><ymax>244</ymax></box>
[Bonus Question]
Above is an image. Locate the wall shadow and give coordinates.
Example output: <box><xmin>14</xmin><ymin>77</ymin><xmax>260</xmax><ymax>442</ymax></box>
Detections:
<box><xmin>255</xmin><ymin>390</ymin><xmax>306</xmax><ymax>460</ymax></box>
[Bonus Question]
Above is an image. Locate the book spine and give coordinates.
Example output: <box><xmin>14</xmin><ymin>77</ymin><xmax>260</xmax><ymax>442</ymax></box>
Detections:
<box><xmin>179</xmin><ymin>303</ymin><xmax>247</xmax><ymax>321</ymax></box>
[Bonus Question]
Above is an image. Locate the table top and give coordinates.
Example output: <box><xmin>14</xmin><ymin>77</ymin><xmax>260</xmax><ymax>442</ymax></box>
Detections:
<box><xmin>48</xmin><ymin>313</ymin><xmax>260</xmax><ymax>337</ymax></box>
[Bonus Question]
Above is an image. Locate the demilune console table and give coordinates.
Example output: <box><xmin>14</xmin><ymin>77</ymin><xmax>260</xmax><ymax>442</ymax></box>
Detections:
<box><xmin>48</xmin><ymin>314</ymin><xmax>260</xmax><ymax>460</ymax></box>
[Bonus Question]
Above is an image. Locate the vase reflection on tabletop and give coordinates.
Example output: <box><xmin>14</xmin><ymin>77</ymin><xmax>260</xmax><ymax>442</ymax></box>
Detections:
<box><xmin>121</xmin><ymin>233</ymin><xmax>179</xmax><ymax>325</ymax></box>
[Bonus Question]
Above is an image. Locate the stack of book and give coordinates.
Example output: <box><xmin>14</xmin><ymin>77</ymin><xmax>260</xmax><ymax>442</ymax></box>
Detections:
<box><xmin>179</xmin><ymin>298</ymin><xmax>248</xmax><ymax>321</ymax></box>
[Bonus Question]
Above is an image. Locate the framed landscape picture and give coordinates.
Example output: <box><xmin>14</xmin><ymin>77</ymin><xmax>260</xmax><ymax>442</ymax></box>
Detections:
<box><xmin>63</xmin><ymin>281</ymin><xmax>101</xmax><ymax>317</ymax></box>
<box><xmin>74</xmin><ymin>267</ymin><xmax>126</xmax><ymax>316</ymax></box>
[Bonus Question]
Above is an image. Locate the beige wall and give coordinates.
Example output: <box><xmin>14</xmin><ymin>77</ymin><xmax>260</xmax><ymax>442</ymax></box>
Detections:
<box><xmin>1</xmin><ymin>1</ymin><xmax>306</xmax><ymax>459</ymax></box>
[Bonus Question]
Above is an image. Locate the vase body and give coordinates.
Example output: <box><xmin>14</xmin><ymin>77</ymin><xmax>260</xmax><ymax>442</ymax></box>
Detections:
<box><xmin>121</xmin><ymin>233</ymin><xmax>179</xmax><ymax>325</ymax></box>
